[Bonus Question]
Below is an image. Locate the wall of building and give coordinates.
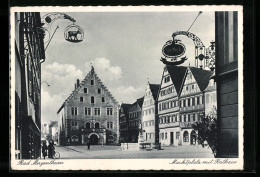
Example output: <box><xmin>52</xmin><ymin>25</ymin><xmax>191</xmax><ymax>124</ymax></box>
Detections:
<box><xmin>215</xmin><ymin>11</ymin><xmax>238</xmax><ymax>158</ymax></box>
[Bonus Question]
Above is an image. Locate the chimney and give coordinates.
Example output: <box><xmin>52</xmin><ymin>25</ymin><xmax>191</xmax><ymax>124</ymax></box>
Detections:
<box><xmin>77</xmin><ymin>79</ymin><xmax>80</xmax><ymax>88</ymax></box>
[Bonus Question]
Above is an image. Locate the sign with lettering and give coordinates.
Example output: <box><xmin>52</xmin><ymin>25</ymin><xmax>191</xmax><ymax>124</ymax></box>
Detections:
<box><xmin>162</xmin><ymin>40</ymin><xmax>186</xmax><ymax>58</ymax></box>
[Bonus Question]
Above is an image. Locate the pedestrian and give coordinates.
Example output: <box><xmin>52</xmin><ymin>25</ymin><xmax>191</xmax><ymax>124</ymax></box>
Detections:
<box><xmin>87</xmin><ymin>138</ymin><xmax>91</xmax><ymax>150</ymax></box>
<box><xmin>48</xmin><ymin>140</ymin><xmax>54</xmax><ymax>158</ymax></box>
<box><xmin>42</xmin><ymin>141</ymin><xmax>47</xmax><ymax>159</ymax></box>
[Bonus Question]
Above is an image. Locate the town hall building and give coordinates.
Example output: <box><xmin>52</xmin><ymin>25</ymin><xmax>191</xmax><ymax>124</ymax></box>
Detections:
<box><xmin>57</xmin><ymin>66</ymin><xmax>120</xmax><ymax>145</ymax></box>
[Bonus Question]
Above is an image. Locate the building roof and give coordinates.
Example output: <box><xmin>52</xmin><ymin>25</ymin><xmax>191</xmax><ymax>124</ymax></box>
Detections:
<box><xmin>189</xmin><ymin>67</ymin><xmax>213</xmax><ymax>92</ymax></box>
<box><xmin>136</xmin><ymin>97</ymin><xmax>144</xmax><ymax>108</ymax></box>
<box><xmin>57</xmin><ymin>66</ymin><xmax>119</xmax><ymax>114</ymax></box>
<box><xmin>149</xmin><ymin>84</ymin><xmax>160</xmax><ymax>100</ymax></box>
<box><xmin>120</xmin><ymin>103</ymin><xmax>131</xmax><ymax>113</ymax></box>
<box><xmin>165</xmin><ymin>65</ymin><xmax>187</xmax><ymax>95</ymax></box>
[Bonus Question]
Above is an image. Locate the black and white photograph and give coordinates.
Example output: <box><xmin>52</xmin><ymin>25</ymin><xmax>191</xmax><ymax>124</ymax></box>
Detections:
<box><xmin>10</xmin><ymin>6</ymin><xmax>243</xmax><ymax>170</ymax></box>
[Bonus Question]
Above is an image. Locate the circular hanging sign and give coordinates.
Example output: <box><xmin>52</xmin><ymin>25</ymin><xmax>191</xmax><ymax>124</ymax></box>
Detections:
<box><xmin>162</xmin><ymin>40</ymin><xmax>186</xmax><ymax>58</ymax></box>
<box><xmin>64</xmin><ymin>24</ymin><xmax>84</xmax><ymax>43</ymax></box>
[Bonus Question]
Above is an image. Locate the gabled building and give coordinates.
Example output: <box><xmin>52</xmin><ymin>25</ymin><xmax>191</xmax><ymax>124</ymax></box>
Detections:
<box><xmin>128</xmin><ymin>97</ymin><xmax>144</xmax><ymax>143</ymax></box>
<box><xmin>142</xmin><ymin>82</ymin><xmax>160</xmax><ymax>144</ymax></box>
<box><xmin>119</xmin><ymin>103</ymin><xmax>131</xmax><ymax>143</ymax></box>
<box><xmin>158</xmin><ymin>65</ymin><xmax>187</xmax><ymax>146</ymax></box>
<box><xmin>178</xmin><ymin>66</ymin><xmax>213</xmax><ymax>145</ymax></box>
<box><xmin>57</xmin><ymin>66</ymin><xmax>120</xmax><ymax>145</ymax></box>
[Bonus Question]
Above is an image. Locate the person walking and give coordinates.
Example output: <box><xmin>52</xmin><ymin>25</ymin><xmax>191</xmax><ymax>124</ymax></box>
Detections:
<box><xmin>87</xmin><ymin>138</ymin><xmax>91</xmax><ymax>150</ymax></box>
<box><xmin>48</xmin><ymin>140</ymin><xmax>54</xmax><ymax>158</ymax></box>
<box><xmin>42</xmin><ymin>141</ymin><xmax>47</xmax><ymax>159</ymax></box>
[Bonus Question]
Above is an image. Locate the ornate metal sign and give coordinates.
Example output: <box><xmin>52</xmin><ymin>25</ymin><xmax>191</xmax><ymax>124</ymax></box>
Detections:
<box><xmin>64</xmin><ymin>24</ymin><xmax>84</xmax><ymax>43</ymax></box>
<box><xmin>160</xmin><ymin>30</ymin><xmax>215</xmax><ymax>70</ymax></box>
<box><xmin>162</xmin><ymin>40</ymin><xmax>186</xmax><ymax>58</ymax></box>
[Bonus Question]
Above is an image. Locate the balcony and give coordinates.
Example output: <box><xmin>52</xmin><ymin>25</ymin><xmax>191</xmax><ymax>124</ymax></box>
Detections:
<box><xmin>81</xmin><ymin>128</ymin><xmax>106</xmax><ymax>133</ymax></box>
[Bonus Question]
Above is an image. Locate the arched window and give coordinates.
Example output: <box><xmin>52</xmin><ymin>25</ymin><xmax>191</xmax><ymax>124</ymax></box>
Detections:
<box><xmin>91</xmin><ymin>96</ymin><xmax>95</xmax><ymax>104</ymax></box>
<box><xmin>95</xmin><ymin>122</ymin><xmax>100</xmax><ymax>129</ymax></box>
<box><xmin>85</xmin><ymin>122</ymin><xmax>91</xmax><ymax>129</ymax></box>
<box><xmin>183</xmin><ymin>131</ymin><xmax>189</xmax><ymax>142</ymax></box>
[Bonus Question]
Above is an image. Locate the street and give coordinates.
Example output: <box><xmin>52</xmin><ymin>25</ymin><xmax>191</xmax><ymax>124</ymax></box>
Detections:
<box><xmin>48</xmin><ymin>145</ymin><xmax>214</xmax><ymax>159</ymax></box>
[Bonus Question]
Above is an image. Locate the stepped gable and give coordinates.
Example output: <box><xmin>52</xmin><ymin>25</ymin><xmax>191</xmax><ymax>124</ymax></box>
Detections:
<box><xmin>149</xmin><ymin>84</ymin><xmax>160</xmax><ymax>100</ymax></box>
<box><xmin>189</xmin><ymin>67</ymin><xmax>213</xmax><ymax>92</ymax></box>
<box><xmin>166</xmin><ymin>65</ymin><xmax>187</xmax><ymax>95</ymax></box>
<box><xmin>57</xmin><ymin>66</ymin><xmax>119</xmax><ymax>114</ymax></box>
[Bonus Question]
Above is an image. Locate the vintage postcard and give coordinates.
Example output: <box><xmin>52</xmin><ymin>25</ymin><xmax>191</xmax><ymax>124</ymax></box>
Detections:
<box><xmin>10</xmin><ymin>6</ymin><xmax>243</xmax><ymax>170</ymax></box>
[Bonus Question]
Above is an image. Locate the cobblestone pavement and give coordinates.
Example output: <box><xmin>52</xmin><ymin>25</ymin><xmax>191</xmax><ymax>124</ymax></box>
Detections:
<box><xmin>51</xmin><ymin>144</ymin><xmax>214</xmax><ymax>159</ymax></box>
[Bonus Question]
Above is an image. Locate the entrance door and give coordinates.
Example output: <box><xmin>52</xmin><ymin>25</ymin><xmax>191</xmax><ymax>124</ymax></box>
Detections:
<box><xmin>190</xmin><ymin>130</ymin><xmax>197</xmax><ymax>145</ymax></box>
<box><xmin>90</xmin><ymin>134</ymin><xmax>99</xmax><ymax>145</ymax></box>
<box><xmin>170</xmin><ymin>132</ymin><xmax>174</xmax><ymax>145</ymax></box>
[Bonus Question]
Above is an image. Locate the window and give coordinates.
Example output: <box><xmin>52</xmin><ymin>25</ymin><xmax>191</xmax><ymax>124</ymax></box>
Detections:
<box><xmin>192</xmin><ymin>97</ymin><xmax>195</xmax><ymax>106</ymax></box>
<box><xmin>197</xmin><ymin>96</ymin><xmax>200</xmax><ymax>105</ymax></box>
<box><xmin>162</xmin><ymin>133</ymin><xmax>164</xmax><ymax>140</ymax></box>
<box><xmin>71</xmin><ymin>121</ymin><xmax>77</xmax><ymax>127</ymax></box>
<box><xmin>95</xmin><ymin>122</ymin><xmax>100</xmax><ymax>128</ymax></box>
<box><xmin>91</xmin><ymin>80</ymin><xmax>94</xmax><ymax>85</ymax></box>
<box><xmin>107</xmin><ymin>108</ymin><xmax>113</xmax><ymax>115</ymax></box>
<box><xmin>85</xmin><ymin>122</ymin><xmax>91</xmax><ymax>129</ymax></box>
<box><xmin>192</xmin><ymin>85</ymin><xmax>194</xmax><ymax>89</ymax></box>
<box><xmin>91</xmin><ymin>96</ymin><xmax>95</xmax><ymax>104</ymax></box>
<box><xmin>84</xmin><ymin>88</ymin><xmax>88</xmax><ymax>93</ymax></box>
<box><xmin>107</xmin><ymin>122</ymin><xmax>109</xmax><ymax>129</ymax></box>
<box><xmin>184</xmin><ymin>114</ymin><xmax>186</xmax><ymax>122</ymax></box>
<box><xmin>186</xmin><ymin>86</ymin><xmax>188</xmax><ymax>91</ymax></box>
<box><xmin>183</xmin><ymin>100</ymin><xmax>186</xmax><ymax>107</ymax></box>
<box><xmin>102</xmin><ymin>97</ymin><xmax>105</xmax><ymax>103</ymax></box>
<box><xmin>110</xmin><ymin>122</ymin><xmax>113</xmax><ymax>129</ymax></box>
<box><xmin>164</xmin><ymin>76</ymin><xmax>170</xmax><ymax>83</ymax></box>
<box><xmin>193</xmin><ymin>113</ymin><xmax>196</xmax><ymax>121</ymax></box>
<box><xmin>80</xmin><ymin>97</ymin><xmax>83</xmax><ymax>102</ymax></box>
<box><xmin>176</xmin><ymin>132</ymin><xmax>180</xmax><ymax>139</ymax></box>
<box><xmin>71</xmin><ymin>107</ymin><xmax>78</xmax><ymax>115</ymax></box>
<box><xmin>98</xmin><ymin>88</ymin><xmax>101</xmax><ymax>94</ymax></box>
<box><xmin>165</xmin><ymin>132</ymin><xmax>167</xmax><ymax>140</ymax></box>
<box><xmin>183</xmin><ymin>131</ymin><xmax>189</xmax><ymax>142</ymax></box>
<box><xmin>94</xmin><ymin>108</ymin><xmax>101</xmax><ymax>115</ymax></box>
<box><xmin>159</xmin><ymin>103</ymin><xmax>161</xmax><ymax>111</ymax></box>
<box><xmin>188</xmin><ymin>114</ymin><xmax>190</xmax><ymax>122</ymax></box>
<box><xmin>188</xmin><ymin>98</ymin><xmax>190</xmax><ymax>106</ymax></box>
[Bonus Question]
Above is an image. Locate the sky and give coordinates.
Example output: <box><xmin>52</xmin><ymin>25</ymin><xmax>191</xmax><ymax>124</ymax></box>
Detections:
<box><xmin>41</xmin><ymin>11</ymin><xmax>215</xmax><ymax>124</ymax></box>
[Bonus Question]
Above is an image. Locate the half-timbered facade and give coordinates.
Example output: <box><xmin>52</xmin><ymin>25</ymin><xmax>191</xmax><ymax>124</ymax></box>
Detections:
<box><xmin>179</xmin><ymin>67</ymin><xmax>213</xmax><ymax>145</ymax></box>
<box><xmin>158</xmin><ymin>65</ymin><xmax>186</xmax><ymax>146</ymax></box>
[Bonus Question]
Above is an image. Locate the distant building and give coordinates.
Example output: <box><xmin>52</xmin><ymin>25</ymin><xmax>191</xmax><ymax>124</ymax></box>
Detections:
<box><xmin>119</xmin><ymin>103</ymin><xmax>131</xmax><ymax>143</ymax></box>
<box><xmin>41</xmin><ymin>124</ymin><xmax>49</xmax><ymax>140</ymax></box>
<box><xmin>49</xmin><ymin>121</ymin><xmax>58</xmax><ymax>142</ymax></box>
<box><xmin>141</xmin><ymin>82</ymin><xmax>160</xmax><ymax>144</ymax></box>
<box><xmin>204</xmin><ymin>77</ymin><xmax>217</xmax><ymax>116</ymax></box>
<box><xmin>127</xmin><ymin>97</ymin><xmax>144</xmax><ymax>143</ymax></box>
<box><xmin>158</xmin><ymin>66</ymin><xmax>186</xmax><ymax>146</ymax></box>
<box><xmin>14</xmin><ymin>12</ymin><xmax>45</xmax><ymax>159</ymax></box>
<box><xmin>57</xmin><ymin>66</ymin><xmax>120</xmax><ymax>145</ymax></box>
<box><xmin>215</xmin><ymin>11</ymin><xmax>238</xmax><ymax>157</ymax></box>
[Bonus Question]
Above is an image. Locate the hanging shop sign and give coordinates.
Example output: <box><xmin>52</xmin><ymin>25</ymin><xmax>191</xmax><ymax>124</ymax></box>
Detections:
<box><xmin>162</xmin><ymin>40</ymin><xmax>186</xmax><ymax>58</ymax></box>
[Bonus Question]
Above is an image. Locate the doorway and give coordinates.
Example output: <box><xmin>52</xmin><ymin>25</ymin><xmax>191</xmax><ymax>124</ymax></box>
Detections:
<box><xmin>90</xmin><ymin>134</ymin><xmax>99</xmax><ymax>145</ymax></box>
<box><xmin>170</xmin><ymin>132</ymin><xmax>174</xmax><ymax>145</ymax></box>
<box><xmin>190</xmin><ymin>130</ymin><xmax>197</xmax><ymax>145</ymax></box>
